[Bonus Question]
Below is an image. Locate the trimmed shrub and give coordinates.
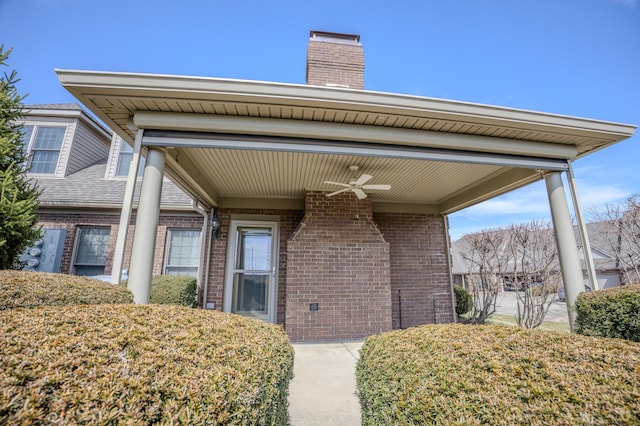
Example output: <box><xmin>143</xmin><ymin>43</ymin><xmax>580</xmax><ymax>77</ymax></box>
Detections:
<box><xmin>0</xmin><ymin>270</ymin><xmax>133</xmax><ymax>310</ymax></box>
<box><xmin>575</xmin><ymin>284</ymin><xmax>640</xmax><ymax>342</ymax></box>
<box><xmin>0</xmin><ymin>304</ymin><xmax>294</xmax><ymax>425</ymax></box>
<box><xmin>150</xmin><ymin>275</ymin><xmax>198</xmax><ymax>307</ymax></box>
<box><xmin>454</xmin><ymin>285</ymin><xmax>472</xmax><ymax>316</ymax></box>
<box><xmin>356</xmin><ymin>324</ymin><xmax>640</xmax><ymax>425</ymax></box>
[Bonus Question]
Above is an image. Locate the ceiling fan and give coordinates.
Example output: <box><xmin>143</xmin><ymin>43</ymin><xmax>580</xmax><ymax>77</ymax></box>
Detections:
<box><xmin>324</xmin><ymin>166</ymin><xmax>391</xmax><ymax>200</ymax></box>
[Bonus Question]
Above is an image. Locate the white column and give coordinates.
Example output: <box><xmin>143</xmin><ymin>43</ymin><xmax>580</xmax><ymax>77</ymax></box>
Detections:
<box><xmin>545</xmin><ymin>172</ymin><xmax>585</xmax><ymax>331</ymax></box>
<box><xmin>111</xmin><ymin>130</ymin><xmax>143</xmax><ymax>285</ymax></box>
<box><xmin>128</xmin><ymin>147</ymin><xmax>166</xmax><ymax>304</ymax></box>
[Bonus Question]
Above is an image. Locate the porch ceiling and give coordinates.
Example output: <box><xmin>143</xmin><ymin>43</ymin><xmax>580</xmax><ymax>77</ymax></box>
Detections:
<box><xmin>56</xmin><ymin>70</ymin><xmax>636</xmax><ymax>213</ymax></box>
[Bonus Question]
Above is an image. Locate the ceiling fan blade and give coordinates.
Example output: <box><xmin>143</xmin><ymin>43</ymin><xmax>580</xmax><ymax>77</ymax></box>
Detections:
<box><xmin>353</xmin><ymin>188</ymin><xmax>367</xmax><ymax>199</ymax></box>
<box><xmin>327</xmin><ymin>188</ymin><xmax>351</xmax><ymax>197</ymax></box>
<box><xmin>361</xmin><ymin>184</ymin><xmax>391</xmax><ymax>190</ymax></box>
<box><xmin>324</xmin><ymin>180</ymin><xmax>351</xmax><ymax>188</ymax></box>
<box><xmin>355</xmin><ymin>174</ymin><xmax>373</xmax><ymax>186</ymax></box>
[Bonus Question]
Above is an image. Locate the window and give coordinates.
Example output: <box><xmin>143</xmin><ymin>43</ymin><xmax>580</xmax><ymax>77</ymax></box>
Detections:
<box><xmin>164</xmin><ymin>229</ymin><xmax>201</xmax><ymax>277</ymax></box>
<box><xmin>21</xmin><ymin>125</ymin><xmax>33</xmax><ymax>156</ymax></box>
<box><xmin>116</xmin><ymin>140</ymin><xmax>145</xmax><ymax>176</ymax></box>
<box><xmin>73</xmin><ymin>227</ymin><xmax>110</xmax><ymax>276</ymax></box>
<box><xmin>22</xmin><ymin>126</ymin><xmax>66</xmax><ymax>174</ymax></box>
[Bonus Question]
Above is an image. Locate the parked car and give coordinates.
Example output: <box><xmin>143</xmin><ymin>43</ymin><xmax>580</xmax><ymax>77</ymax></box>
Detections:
<box><xmin>502</xmin><ymin>278</ymin><xmax>523</xmax><ymax>291</ymax></box>
<box><xmin>557</xmin><ymin>284</ymin><xmax>591</xmax><ymax>302</ymax></box>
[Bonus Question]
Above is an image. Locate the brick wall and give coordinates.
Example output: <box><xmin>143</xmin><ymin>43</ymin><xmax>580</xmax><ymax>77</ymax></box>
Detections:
<box><xmin>374</xmin><ymin>212</ymin><xmax>454</xmax><ymax>328</ymax></box>
<box><xmin>37</xmin><ymin>211</ymin><xmax>203</xmax><ymax>276</ymax></box>
<box><xmin>286</xmin><ymin>192</ymin><xmax>392</xmax><ymax>341</ymax></box>
<box><xmin>306</xmin><ymin>32</ymin><xmax>364</xmax><ymax>89</ymax></box>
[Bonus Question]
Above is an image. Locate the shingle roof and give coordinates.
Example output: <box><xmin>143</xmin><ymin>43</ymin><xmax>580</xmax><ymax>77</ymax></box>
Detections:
<box><xmin>25</xmin><ymin>103</ymin><xmax>84</xmax><ymax>111</ymax></box>
<box><xmin>35</xmin><ymin>160</ymin><xmax>194</xmax><ymax>210</ymax></box>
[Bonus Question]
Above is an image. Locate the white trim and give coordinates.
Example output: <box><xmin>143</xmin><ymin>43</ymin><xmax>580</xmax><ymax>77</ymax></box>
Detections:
<box><xmin>143</xmin><ymin>133</ymin><xmax>570</xmax><ymax>171</ymax></box>
<box><xmin>223</xmin><ymin>219</ymin><xmax>280</xmax><ymax>323</ymax></box>
<box><xmin>136</xmin><ymin>113</ymin><xmax>579</xmax><ymax>161</ymax></box>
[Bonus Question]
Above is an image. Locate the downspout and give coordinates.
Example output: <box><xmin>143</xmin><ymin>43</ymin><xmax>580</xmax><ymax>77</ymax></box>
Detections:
<box><xmin>444</xmin><ymin>215</ymin><xmax>458</xmax><ymax>323</ymax></box>
<box><xmin>111</xmin><ymin>128</ymin><xmax>143</xmax><ymax>285</ymax></box>
<box><xmin>566</xmin><ymin>161</ymin><xmax>599</xmax><ymax>291</ymax></box>
<box><xmin>193</xmin><ymin>201</ymin><xmax>211</xmax><ymax>308</ymax></box>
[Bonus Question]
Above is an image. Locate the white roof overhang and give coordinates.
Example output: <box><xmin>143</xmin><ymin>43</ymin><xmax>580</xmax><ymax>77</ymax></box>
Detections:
<box><xmin>56</xmin><ymin>69</ymin><xmax>636</xmax><ymax>214</ymax></box>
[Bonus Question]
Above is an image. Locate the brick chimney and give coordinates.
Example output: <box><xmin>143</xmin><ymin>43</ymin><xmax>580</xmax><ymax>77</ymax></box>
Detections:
<box><xmin>306</xmin><ymin>30</ymin><xmax>364</xmax><ymax>89</ymax></box>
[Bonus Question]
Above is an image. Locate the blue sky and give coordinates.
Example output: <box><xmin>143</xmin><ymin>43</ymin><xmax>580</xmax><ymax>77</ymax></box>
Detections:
<box><xmin>2</xmin><ymin>0</ymin><xmax>639</xmax><ymax>239</ymax></box>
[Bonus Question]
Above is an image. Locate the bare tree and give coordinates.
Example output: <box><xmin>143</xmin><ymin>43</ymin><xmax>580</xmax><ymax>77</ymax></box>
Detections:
<box><xmin>590</xmin><ymin>195</ymin><xmax>640</xmax><ymax>285</ymax></box>
<box><xmin>504</xmin><ymin>221</ymin><xmax>561</xmax><ymax>328</ymax></box>
<box><xmin>460</xmin><ymin>229</ymin><xmax>511</xmax><ymax>324</ymax></box>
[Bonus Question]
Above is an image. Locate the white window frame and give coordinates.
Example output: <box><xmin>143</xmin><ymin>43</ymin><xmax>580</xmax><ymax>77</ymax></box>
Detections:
<box><xmin>72</xmin><ymin>226</ymin><xmax>111</xmax><ymax>276</ymax></box>
<box><xmin>163</xmin><ymin>228</ymin><xmax>201</xmax><ymax>277</ymax></box>
<box><xmin>223</xmin><ymin>219</ymin><xmax>280</xmax><ymax>323</ymax></box>
<box><xmin>21</xmin><ymin>124</ymin><xmax>68</xmax><ymax>175</ymax></box>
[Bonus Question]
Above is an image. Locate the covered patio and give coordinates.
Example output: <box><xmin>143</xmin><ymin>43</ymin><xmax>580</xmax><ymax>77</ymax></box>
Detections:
<box><xmin>57</xmin><ymin>68</ymin><xmax>635</xmax><ymax>334</ymax></box>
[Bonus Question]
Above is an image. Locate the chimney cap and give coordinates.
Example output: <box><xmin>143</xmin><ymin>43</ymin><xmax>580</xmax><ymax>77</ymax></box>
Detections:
<box><xmin>309</xmin><ymin>30</ymin><xmax>361</xmax><ymax>46</ymax></box>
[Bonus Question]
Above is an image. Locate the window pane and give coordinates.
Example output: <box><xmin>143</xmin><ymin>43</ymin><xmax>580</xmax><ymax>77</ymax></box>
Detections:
<box><xmin>75</xmin><ymin>227</ymin><xmax>110</xmax><ymax>267</ymax></box>
<box><xmin>32</xmin><ymin>127</ymin><xmax>65</xmax><ymax>150</ymax></box>
<box><xmin>232</xmin><ymin>273</ymin><xmax>269</xmax><ymax>320</ymax></box>
<box><xmin>165</xmin><ymin>267</ymin><xmax>198</xmax><ymax>277</ymax></box>
<box><xmin>236</xmin><ymin>228</ymin><xmax>272</xmax><ymax>270</ymax></box>
<box><xmin>165</xmin><ymin>229</ymin><xmax>200</xmax><ymax>276</ymax></box>
<box><xmin>21</xmin><ymin>126</ymin><xmax>34</xmax><ymax>154</ymax></box>
<box><xmin>29</xmin><ymin>151</ymin><xmax>60</xmax><ymax>174</ymax></box>
<box><xmin>28</xmin><ymin>126</ymin><xmax>64</xmax><ymax>174</ymax></box>
<box><xmin>74</xmin><ymin>265</ymin><xmax>106</xmax><ymax>276</ymax></box>
<box><xmin>116</xmin><ymin>141</ymin><xmax>145</xmax><ymax>176</ymax></box>
<box><xmin>120</xmin><ymin>142</ymin><xmax>133</xmax><ymax>153</ymax></box>
<box><xmin>116</xmin><ymin>152</ymin><xmax>132</xmax><ymax>176</ymax></box>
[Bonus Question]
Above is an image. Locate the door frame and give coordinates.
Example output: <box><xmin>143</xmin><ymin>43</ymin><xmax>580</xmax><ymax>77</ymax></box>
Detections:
<box><xmin>223</xmin><ymin>219</ymin><xmax>280</xmax><ymax>323</ymax></box>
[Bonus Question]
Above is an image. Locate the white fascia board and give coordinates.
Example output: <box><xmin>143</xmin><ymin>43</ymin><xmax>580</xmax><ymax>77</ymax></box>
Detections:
<box><xmin>134</xmin><ymin>112</ymin><xmax>577</xmax><ymax>162</ymax></box>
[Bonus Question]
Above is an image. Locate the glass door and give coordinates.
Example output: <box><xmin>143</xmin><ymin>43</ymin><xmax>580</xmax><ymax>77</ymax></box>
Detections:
<box><xmin>224</xmin><ymin>220</ymin><xmax>279</xmax><ymax>323</ymax></box>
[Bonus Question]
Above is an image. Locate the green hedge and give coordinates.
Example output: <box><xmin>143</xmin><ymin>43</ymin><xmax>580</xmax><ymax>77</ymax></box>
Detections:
<box><xmin>148</xmin><ymin>275</ymin><xmax>198</xmax><ymax>307</ymax></box>
<box><xmin>454</xmin><ymin>285</ymin><xmax>472</xmax><ymax>316</ymax></box>
<box><xmin>575</xmin><ymin>284</ymin><xmax>640</xmax><ymax>342</ymax></box>
<box><xmin>0</xmin><ymin>304</ymin><xmax>294</xmax><ymax>425</ymax></box>
<box><xmin>0</xmin><ymin>270</ymin><xmax>133</xmax><ymax>310</ymax></box>
<box><xmin>356</xmin><ymin>324</ymin><xmax>640</xmax><ymax>425</ymax></box>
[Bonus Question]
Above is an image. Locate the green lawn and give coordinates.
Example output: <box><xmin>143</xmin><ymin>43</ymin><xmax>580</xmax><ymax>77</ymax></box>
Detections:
<box><xmin>487</xmin><ymin>313</ymin><xmax>570</xmax><ymax>333</ymax></box>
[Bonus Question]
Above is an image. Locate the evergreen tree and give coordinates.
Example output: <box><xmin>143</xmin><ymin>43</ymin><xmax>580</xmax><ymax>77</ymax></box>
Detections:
<box><xmin>0</xmin><ymin>46</ymin><xmax>41</xmax><ymax>269</ymax></box>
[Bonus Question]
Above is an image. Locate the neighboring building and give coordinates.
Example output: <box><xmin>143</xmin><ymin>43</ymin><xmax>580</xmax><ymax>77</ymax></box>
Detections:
<box><xmin>450</xmin><ymin>221</ymin><xmax>629</xmax><ymax>292</ymax></box>
<box><xmin>50</xmin><ymin>31</ymin><xmax>635</xmax><ymax>340</ymax></box>
<box><xmin>19</xmin><ymin>103</ymin><xmax>204</xmax><ymax>279</ymax></box>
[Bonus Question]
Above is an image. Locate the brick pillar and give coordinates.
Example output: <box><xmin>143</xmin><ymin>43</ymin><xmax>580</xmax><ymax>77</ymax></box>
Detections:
<box><xmin>306</xmin><ymin>31</ymin><xmax>365</xmax><ymax>89</ymax></box>
<box><xmin>286</xmin><ymin>191</ymin><xmax>391</xmax><ymax>341</ymax></box>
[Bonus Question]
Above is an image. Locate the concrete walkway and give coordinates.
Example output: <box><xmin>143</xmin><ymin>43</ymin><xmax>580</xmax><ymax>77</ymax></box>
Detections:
<box><xmin>289</xmin><ymin>341</ymin><xmax>363</xmax><ymax>426</ymax></box>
